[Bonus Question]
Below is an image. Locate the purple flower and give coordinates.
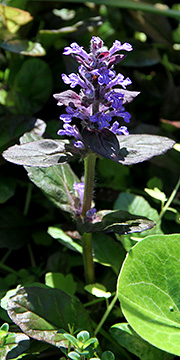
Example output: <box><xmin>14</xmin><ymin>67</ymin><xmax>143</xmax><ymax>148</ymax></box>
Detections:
<box><xmin>62</xmin><ymin>73</ymin><xmax>87</xmax><ymax>89</ymax></box>
<box><xmin>63</xmin><ymin>42</ymin><xmax>89</xmax><ymax>61</ymax></box>
<box><xmin>92</xmin><ymin>68</ymin><xmax>115</xmax><ymax>86</ymax></box>
<box><xmin>110</xmin><ymin>121</ymin><xmax>129</xmax><ymax>135</ymax></box>
<box><xmin>73</xmin><ymin>182</ymin><xmax>85</xmax><ymax>208</ymax></box>
<box><xmin>90</xmin><ymin>113</ymin><xmax>112</xmax><ymax>130</ymax></box>
<box><xmin>107</xmin><ymin>74</ymin><xmax>132</xmax><ymax>89</ymax></box>
<box><xmin>73</xmin><ymin>182</ymin><xmax>96</xmax><ymax>217</ymax></box>
<box><xmin>109</xmin><ymin>40</ymin><xmax>133</xmax><ymax>56</ymax></box>
<box><xmin>54</xmin><ymin>37</ymin><xmax>140</xmax><ymax>149</ymax></box>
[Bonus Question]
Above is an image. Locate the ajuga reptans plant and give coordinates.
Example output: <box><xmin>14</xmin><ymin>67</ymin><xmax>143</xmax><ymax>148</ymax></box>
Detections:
<box><xmin>2</xmin><ymin>36</ymin><xmax>176</xmax><ymax>359</ymax></box>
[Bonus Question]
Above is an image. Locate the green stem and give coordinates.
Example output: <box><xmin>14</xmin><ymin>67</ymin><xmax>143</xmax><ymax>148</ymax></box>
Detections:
<box><xmin>82</xmin><ymin>232</ymin><xmax>95</xmax><ymax>284</ymax></box>
<box><xmin>82</xmin><ymin>153</ymin><xmax>96</xmax><ymax>217</ymax></box>
<box><xmin>81</xmin><ymin>153</ymin><xmax>96</xmax><ymax>284</ymax></box>
<box><xmin>156</xmin><ymin>177</ymin><xmax>180</xmax><ymax>224</ymax></box>
<box><xmin>94</xmin><ymin>293</ymin><xmax>118</xmax><ymax>335</ymax></box>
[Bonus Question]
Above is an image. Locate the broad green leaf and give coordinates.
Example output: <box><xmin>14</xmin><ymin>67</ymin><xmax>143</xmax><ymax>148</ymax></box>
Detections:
<box><xmin>0</xmin><ymin>331</ymin><xmax>30</xmax><ymax>360</ymax></box>
<box><xmin>3</xmin><ymin>139</ymin><xmax>72</xmax><ymax>167</ymax></box>
<box><xmin>77</xmin><ymin>209</ymin><xmax>155</xmax><ymax>235</ymax></box>
<box><xmin>117</xmin><ymin>234</ymin><xmax>180</xmax><ymax>355</ymax></box>
<box><xmin>0</xmin><ymin>175</ymin><xmax>16</xmax><ymax>203</ymax></box>
<box><xmin>84</xmin><ymin>283</ymin><xmax>111</xmax><ymax>298</ymax></box>
<box><xmin>0</xmin><ymin>4</ymin><xmax>33</xmax><ymax>33</ymax></box>
<box><xmin>59</xmin><ymin>0</ymin><xmax>180</xmax><ymax>19</ymax></box>
<box><xmin>12</xmin><ymin>58</ymin><xmax>53</xmax><ymax>114</ymax></box>
<box><xmin>116</xmin><ymin>135</ymin><xmax>175</xmax><ymax>165</ymax></box>
<box><xmin>110</xmin><ymin>323</ymin><xmax>173</xmax><ymax>360</ymax></box>
<box><xmin>0</xmin><ymin>39</ymin><xmax>46</xmax><ymax>56</ymax></box>
<box><xmin>48</xmin><ymin>227</ymin><xmax>125</xmax><ymax>273</ymax></box>
<box><xmin>26</xmin><ymin>163</ymin><xmax>79</xmax><ymax>213</ymax></box>
<box><xmin>7</xmin><ymin>286</ymin><xmax>93</xmax><ymax>348</ymax></box>
<box><xmin>97</xmin><ymin>158</ymin><xmax>130</xmax><ymax>190</ymax></box>
<box><xmin>45</xmin><ymin>273</ymin><xmax>77</xmax><ymax>295</ymax></box>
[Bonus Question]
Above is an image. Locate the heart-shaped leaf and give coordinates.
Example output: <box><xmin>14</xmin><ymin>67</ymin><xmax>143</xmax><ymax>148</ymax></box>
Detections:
<box><xmin>3</xmin><ymin>139</ymin><xmax>72</xmax><ymax>167</ymax></box>
<box><xmin>117</xmin><ymin>134</ymin><xmax>175</xmax><ymax>165</ymax></box>
<box><xmin>7</xmin><ymin>286</ymin><xmax>93</xmax><ymax>348</ymax></box>
<box><xmin>117</xmin><ymin>234</ymin><xmax>180</xmax><ymax>356</ymax></box>
<box><xmin>77</xmin><ymin>210</ymin><xmax>154</xmax><ymax>235</ymax></box>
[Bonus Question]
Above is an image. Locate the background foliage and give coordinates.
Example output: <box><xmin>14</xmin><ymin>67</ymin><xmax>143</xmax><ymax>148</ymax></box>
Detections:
<box><xmin>0</xmin><ymin>0</ymin><xmax>180</xmax><ymax>359</ymax></box>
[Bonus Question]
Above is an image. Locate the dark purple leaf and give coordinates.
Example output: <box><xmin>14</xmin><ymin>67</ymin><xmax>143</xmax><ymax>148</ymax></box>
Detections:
<box><xmin>82</xmin><ymin>128</ymin><xmax>120</xmax><ymax>161</ymax></box>
<box><xmin>77</xmin><ymin>209</ymin><xmax>155</xmax><ymax>235</ymax></box>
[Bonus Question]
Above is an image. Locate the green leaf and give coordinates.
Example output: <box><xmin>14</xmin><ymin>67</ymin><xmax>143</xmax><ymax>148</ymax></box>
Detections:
<box><xmin>0</xmin><ymin>330</ymin><xmax>30</xmax><ymax>360</ymax></box>
<box><xmin>48</xmin><ymin>227</ymin><xmax>125</xmax><ymax>273</ymax></box>
<box><xmin>77</xmin><ymin>209</ymin><xmax>155</xmax><ymax>235</ymax></box>
<box><xmin>45</xmin><ymin>273</ymin><xmax>77</xmax><ymax>295</ymax></box>
<box><xmin>0</xmin><ymin>39</ymin><xmax>46</xmax><ymax>56</ymax></box>
<box><xmin>144</xmin><ymin>187</ymin><xmax>167</xmax><ymax>202</ymax></box>
<box><xmin>3</xmin><ymin>139</ymin><xmax>72</xmax><ymax>167</ymax></box>
<box><xmin>101</xmin><ymin>351</ymin><xmax>115</xmax><ymax>360</ymax></box>
<box><xmin>114</xmin><ymin>192</ymin><xmax>162</xmax><ymax>238</ymax></box>
<box><xmin>84</xmin><ymin>283</ymin><xmax>111</xmax><ymax>298</ymax></box>
<box><xmin>76</xmin><ymin>330</ymin><xmax>90</xmax><ymax>343</ymax></box>
<box><xmin>110</xmin><ymin>323</ymin><xmax>173</xmax><ymax>360</ymax></box>
<box><xmin>7</xmin><ymin>286</ymin><xmax>93</xmax><ymax>348</ymax></box>
<box><xmin>0</xmin><ymin>175</ymin><xmax>16</xmax><ymax>203</ymax></box>
<box><xmin>117</xmin><ymin>234</ymin><xmax>180</xmax><ymax>356</ymax></box>
<box><xmin>48</xmin><ymin>227</ymin><xmax>82</xmax><ymax>253</ymax></box>
<box><xmin>26</xmin><ymin>163</ymin><xmax>79</xmax><ymax>213</ymax></box>
<box><xmin>0</xmin><ymin>4</ymin><xmax>33</xmax><ymax>34</ymax></box>
<box><xmin>116</xmin><ymin>134</ymin><xmax>175</xmax><ymax>165</ymax></box>
<box><xmin>12</xmin><ymin>58</ymin><xmax>52</xmax><ymax>114</ymax></box>
<box><xmin>68</xmin><ymin>351</ymin><xmax>81</xmax><ymax>360</ymax></box>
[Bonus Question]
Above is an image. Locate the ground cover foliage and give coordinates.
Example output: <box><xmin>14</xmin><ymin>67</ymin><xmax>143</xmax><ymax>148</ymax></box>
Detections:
<box><xmin>0</xmin><ymin>0</ymin><xmax>180</xmax><ymax>359</ymax></box>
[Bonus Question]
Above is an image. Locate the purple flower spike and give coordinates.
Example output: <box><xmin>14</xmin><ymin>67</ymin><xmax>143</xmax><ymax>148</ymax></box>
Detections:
<box><xmin>54</xmin><ymin>36</ymin><xmax>139</xmax><ymax>148</ymax></box>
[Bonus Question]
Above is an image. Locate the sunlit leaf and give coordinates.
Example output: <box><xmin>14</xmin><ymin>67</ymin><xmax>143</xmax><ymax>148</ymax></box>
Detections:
<box><xmin>0</xmin><ymin>330</ymin><xmax>30</xmax><ymax>360</ymax></box>
<box><xmin>3</xmin><ymin>139</ymin><xmax>72</xmax><ymax>167</ymax></box>
<box><xmin>0</xmin><ymin>4</ymin><xmax>33</xmax><ymax>34</ymax></box>
<box><xmin>0</xmin><ymin>39</ymin><xmax>46</xmax><ymax>56</ymax></box>
<box><xmin>7</xmin><ymin>286</ymin><xmax>93</xmax><ymax>347</ymax></box>
<box><xmin>116</xmin><ymin>134</ymin><xmax>175</xmax><ymax>165</ymax></box>
<box><xmin>84</xmin><ymin>283</ymin><xmax>111</xmax><ymax>298</ymax></box>
<box><xmin>117</xmin><ymin>234</ymin><xmax>180</xmax><ymax>356</ymax></box>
